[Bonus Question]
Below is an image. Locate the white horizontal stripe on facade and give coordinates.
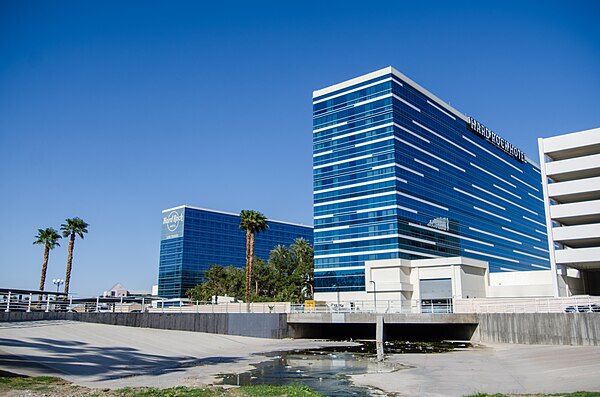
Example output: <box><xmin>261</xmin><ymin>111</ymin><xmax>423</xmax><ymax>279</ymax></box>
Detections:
<box><xmin>414</xmin><ymin>158</ymin><xmax>439</xmax><ymax>171</ymax></box>
<box><xmin>314</xmin><ymin>176</ymin><xmax>406</xmax><ymax>194</ymax></box>
<box><xmin>398</xmin><ymin>164</ymin><xmax>424</xmax><ymax>177</ymax></box>
<box><xmin>528</xmin><ymin>192</ymin><xmax>544</xmax><ymax>203</ymax></box>
<box><xmin>333</xmin><ymin>122</ymin><xmax>394</xmax><ymax>141</ymax></box>
<box><xmin>462</xmin><ymin>135</ymin><xmax>523</xmax><ymax>173</ymax></box>
<box><xmin>314</xmin><ymin>266</ymin><xmax>365</xmax><ymax>273</ymax></box>
<box><xmin>494</xmin><ymin>184</ymin><xmax>521</xmax><ymax>199</ymax></box>
<box><xmin>413</xmin><ymin>120</ymin><xmax>475</xmax><ymax>157</ymax></box>
<box><xmin>511</xmin><ymin>175</ymin><xmax>539</xmax><ymax>192</ymax></box>
<box><xmin>371</xmin><ymin>162</ymin><xmax>424</xmax><ymax>177</ymax></box>
<box><xmin>396</xmin><ymin>137</ymin><xmax>465</xmax><ymax>172</ymax></box>
<box><xmin>355</xmin><ymin>136</ymin><xmax>394</xmax><ymax>147</ymax></box>
<box><xmin>454</xmin><ymin>187</ymin><xmax>505</xmax><ymax>210</ymax></box>
<box><xmin>472</xmin><ymin>184</ymin><xmax>537</xmax><ymax>215</ymax></box>
<box><xmin>500</xmin><ymin>267</ymin><xmax>518</xmax><ymax>272</ymax></box>
<box><xmin>533</xmin><ymin>246</ymin><xmax>549</xmax><ymax>253</ymax></box>
<box><xmin>353</xmin><ymin>93</ymin><xmax>392</xmax><ymax>108</ymax></box>
<box><xmin>313</xmin><ymin>154</ymin><xmax>373</xmax><ymax>170</ymax></box>
<box><xmin>313</xmin><ymin>150</ymin><xmax>333</xmax><ymax>158</ymax></box>
<box><xmin>399</xmin><ymin>249</ymin><xmax>440</xmax><ymax>258</ymax></box>
<box><xmin>535</xmin><ymin>229</ymin><xmax>547</xmax><ymax>236</ymax></box>
<box><xmin>332</xmin><ymin>233</ymin><xmax>436</xmax><ymax>245</ymax></box>
<box><xmin>427</xmin><ymin>100</ymin><xmax>457</xmax><ymax>120</ymax></box>
<box><xmin>314</xmin><ymin>225</ymin><xmax>350</xmax><ymax>233</ymax></box>
<box><xmin>314</xmin><ymin>248</ymin><xmax>399</xmax><ymax>259</ymax></box>
<box><xmin>392</xmin><ymin>94</ymin><xmax>420</xmax><ymax>112</ymax></box>
<box><xmin>395</xmin><ymin>123</ymin><xmax>430</xmax><ymax>143</ymax></box>
<box><xmin>468</xmin><ymin>226</ymin><xmax>521</xmax><ymax>245</ymax></box>
<box><xmin>398</xmin><ymin>191</ymin><xmax>449</xmax><ymax>211</ymax></box>
<box><xmin>470</xmin><ymin>162</ymin><xmax>517</xmax><ymax>188</ymax></box>
<box><xmin>513</xmin><ymin>250</ymin><xmax>549</xmax><ymax>261</ymax></box>
<box><xmin>332</xmin><ymin>233</ymin><xmax>399</xmax><ymax>244</ymax></box>
<box><xmin>356</xmin><ymin>204</ymin><xmax>418</xmax><ymax>214</ymax></box>
<box><xmin>465</xmin><ymin>249</ymin><xmax>519</xmax><ymax>263</ymax></box>
<box><xmin>314</xmin><ymin>214</ymin><xmax>334</xmax><ymax>220</ymax></box>
<box><xmin>474</xmin><ymin>206</ymin><xmax>511</xmax><ymax>222</ymax></box>
<box><xmin>313</xmin><ymin>77</ymin><xmax>394</xmax><ymax>104</ymax></box>
<box><xmin>314</xmin><ymin>191</ymin><xmax>395</xmax><ymax>207</ymax></box>
<box><xmin>313</xmin><ymin>121</ymin><xmax>347</xmax><ymax>134</ymax></box>
<box><xmin>523</xmin><ymin>216</ymin><xmax>546</xmax><ymax>227</ymax></box>
<box><xmin>409</xmin><ymin>223</ymin><xmax>493</xmax><ymax>246</ymax></box>
<box><xmin>501</xmin><ymin>226</ymin><xmax>540</xmax><ymax>241</ymax></box>
<box><xmin>371</xmin><ymin>163</ymin><xmax>395</xmax><ymax>170</ymax></box>
<box><xmin>531</xmin><ymin>264</ymin><xmax>550</xmax><ymax>270</ymax></box>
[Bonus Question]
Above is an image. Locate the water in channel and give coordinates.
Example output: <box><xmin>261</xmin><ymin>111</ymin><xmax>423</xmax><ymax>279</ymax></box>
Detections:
<box><xmin>219</xmin><ymin>341</ymin><xmax>469</xmax><ymax>397</ymax></box>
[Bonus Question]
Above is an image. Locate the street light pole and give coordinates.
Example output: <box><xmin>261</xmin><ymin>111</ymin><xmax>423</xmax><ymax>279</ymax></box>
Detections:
<box><xmin>52</xmin><ymin>279</ymin><xmax>64</xmax><ymax>294</ymax></box>
<box><xmin>370</xmin><ymin>280</ymin><xmax>377</xmax><ymax>313</ymax></box>
<box><xmin>332</xmin><ymin>284</ymin><xmax>340</xmax><ymax>310</ymax></box>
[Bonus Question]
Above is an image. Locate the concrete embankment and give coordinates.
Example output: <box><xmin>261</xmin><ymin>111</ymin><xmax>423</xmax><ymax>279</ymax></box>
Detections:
<box><xmin>2</xmin><ymin>311</ymin><xmax>600</xmax><ymax>345</ymax></box>
<box><xmin>476</xmin><ymin>312</ymin><xmax>600</xmax><ymax>346</ymax></box>
<box><xmin>0</xmin><ymin>311</ymin><xmax>288</xmax><ymax>339</ymax></box>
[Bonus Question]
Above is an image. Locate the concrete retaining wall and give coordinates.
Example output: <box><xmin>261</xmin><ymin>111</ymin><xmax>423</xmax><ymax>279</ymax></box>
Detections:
<box><xmin>0</xmin><ymin>312</ymin><xmax>288</xmax><ymax>339</ymax></box>
<box><xmin>477</xmin><ymin>313</ymin><xmax>600</xmax><ymax>346</ymax></box>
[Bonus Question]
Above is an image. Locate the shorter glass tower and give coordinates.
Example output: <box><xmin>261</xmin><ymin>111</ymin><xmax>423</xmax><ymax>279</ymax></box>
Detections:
<box><xmin>158</xmin><ymin>205</ymin><xmax>313</xmax><ymax>299</ymax></box>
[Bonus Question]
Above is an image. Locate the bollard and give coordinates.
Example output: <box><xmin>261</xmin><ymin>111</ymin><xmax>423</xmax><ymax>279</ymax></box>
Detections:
<box><xmin>376</xmin><ymin>315</ymin><xmax>384</xmax><ymax>362</ymax></box>
<box><xmin>68</xmin><ymin>296</ymin><xmax>73</xmax><ymax>312</ymax></box>
<box><xmin>27</xmin><ymin>293</ymin><xmax>32</xmax><ymax>313</ymax></box>
<box><xmin>5</xmin><ymin>291</ymin><xmax>11</xmax><ymax>312</ymax></box>
<box><xmin>45</xmin><ymin>294</ymin><xmax>50</xmax><ymax>312</ymax></box>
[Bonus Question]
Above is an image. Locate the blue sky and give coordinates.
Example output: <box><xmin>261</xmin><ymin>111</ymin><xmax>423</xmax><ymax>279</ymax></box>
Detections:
<box><xmin>1</xmin><ymin>1</ymin><xmax>599</xmax><ymax>296</ymax></box>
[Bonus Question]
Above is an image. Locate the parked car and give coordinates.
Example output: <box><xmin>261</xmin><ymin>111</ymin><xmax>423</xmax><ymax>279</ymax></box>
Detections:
<box><xmin>564</xmin><ymin>304</ymin><xmax>600</xmax><ymax>313</ymax></box>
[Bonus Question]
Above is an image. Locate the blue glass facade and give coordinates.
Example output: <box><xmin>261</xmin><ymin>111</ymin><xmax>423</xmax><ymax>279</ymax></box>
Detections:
<box><xmin>158</xmin><ymin>206</ymin><xmax>313</xmax><ymax>299</ymax></box>
<box><xmin>313</xmin><ymin>67</ymin><xmax>550</xmax><ymax>293</ymax></box>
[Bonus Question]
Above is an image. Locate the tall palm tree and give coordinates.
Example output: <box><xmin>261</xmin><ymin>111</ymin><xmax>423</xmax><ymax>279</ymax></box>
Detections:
<box><xmin>239</xmin><ymin>210</ymin><xmax>268</xmax><ymax>312</ymax></box>
<box><xmin>33</xmin><ymin>228</ymin><xmax>62</xmax><ymax>292</ymax></box>
<box><xmin>60</xmin><ymin>217</ymin><xmax>89</xmax><ymax>295</ymax></box>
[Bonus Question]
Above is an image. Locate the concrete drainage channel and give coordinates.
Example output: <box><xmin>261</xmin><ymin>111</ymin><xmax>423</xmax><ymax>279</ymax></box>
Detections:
<box><xmin>1</xmin><ymin>311</ymin><xmax>600</xmax><ymax>345</ymax></box>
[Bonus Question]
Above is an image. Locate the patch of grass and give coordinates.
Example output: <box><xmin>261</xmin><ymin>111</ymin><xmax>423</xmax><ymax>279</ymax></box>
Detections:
<box><xmin>236</xmin><ymin>384</ymin><xmax>323</xmax><ymax>397</ymax></box>
<box><xmin>113</xmin><ymin>384</ymin><xmax>322</xmax><ymax>397</ymax></box>
<box><xmin>0</xmin><ymin>375</ymin><xmax>70</xmax><ymax>394</ymax></box>
<box><xmin>115</xmin><ymin>386</ymin><xmax>228</xmax><ymax>397</ymax></box>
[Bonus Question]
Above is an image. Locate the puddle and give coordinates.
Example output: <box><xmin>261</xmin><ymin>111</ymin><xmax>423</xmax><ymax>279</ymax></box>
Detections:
<box><xmin>219</xmin><ymin>341</ymin><xmax>469</xmax><ymax>396</ymax></box>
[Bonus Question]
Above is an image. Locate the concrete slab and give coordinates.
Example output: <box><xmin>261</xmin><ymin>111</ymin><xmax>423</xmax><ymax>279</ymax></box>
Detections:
<box><xmin>0</xmin><ymin>321</ymin><xmax>346</xmax><ymax>389</ymax></box>
<box><xmin>351</xmin><ymin>343</ymin><xmax>600</xmax><ymax>396</ymax></box>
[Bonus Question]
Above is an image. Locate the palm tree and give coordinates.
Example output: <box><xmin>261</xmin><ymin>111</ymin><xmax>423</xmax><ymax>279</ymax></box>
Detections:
<box><xmin>33</xmin><ymin>228</ymin><xmax>62</xmax><ymax>292</ymax></box>
<box><xmin>239</xmin><ymin>210</ymin><xmax>268</xmax><ymax>312</ymax></box>
<box><xmin>60</xmin><ymin>217</ymin><xmax>89</xmax><ymax>295</ymax></box>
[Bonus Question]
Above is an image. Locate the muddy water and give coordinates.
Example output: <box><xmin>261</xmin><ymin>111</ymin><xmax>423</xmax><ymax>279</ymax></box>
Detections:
<box><xmin>220</xmin><ymin>341</ymin><xmax>468</xmax><ymax>396</ymax></box>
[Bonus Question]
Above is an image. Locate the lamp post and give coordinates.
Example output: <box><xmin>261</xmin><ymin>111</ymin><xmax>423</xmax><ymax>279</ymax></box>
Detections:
<box><xmin>370</xmin><ymin>280</ymin><xmax>377</xmax><ymax>313</ymax></box>
<box><xmin>332</xmin><ymin>284</ymin><xmax>340</xmax><ymax>310</ymax></box>
<box><xmin>52</xmin><ymin>279</ymin><xmax>64</xmax><ymax>293</ymax></box>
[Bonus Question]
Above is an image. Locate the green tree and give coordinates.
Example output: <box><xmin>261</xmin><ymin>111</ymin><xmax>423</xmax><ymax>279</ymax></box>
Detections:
<box><xmin>239</xmin><ymin>210</ymin><xmax>269</xmax><ymax>312</ymax></box>
<box><xmin>33</xmin><ymin>228</ymin><xmax>62</xmax><ymax>292</ymax></box>
<box><xmin>290</xmin><ymin>238</ymin><xmax>315</xmax><ymax>300</ymax></box>
<box><xmin>60</xmin><ymin>217</ymin><xmax>89</xmax><ymax>295</ymax></box>
<box><xmin>187</xmin><ymin>265</ymin><xmax>245</xmax><ymax>302</ymax></box>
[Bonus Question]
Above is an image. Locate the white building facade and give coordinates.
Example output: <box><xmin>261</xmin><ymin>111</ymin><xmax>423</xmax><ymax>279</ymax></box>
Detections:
<box><xmin>538</xmin><ymin>127</ymin><xmax>600</xmax><ymax>297</ymax></box>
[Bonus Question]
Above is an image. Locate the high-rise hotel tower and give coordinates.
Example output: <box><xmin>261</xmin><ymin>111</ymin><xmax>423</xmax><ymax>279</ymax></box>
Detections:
<box><xmin>312</xmin><ymin>67</ymin><xmax>549</xmax><ymax>297</ymax></box>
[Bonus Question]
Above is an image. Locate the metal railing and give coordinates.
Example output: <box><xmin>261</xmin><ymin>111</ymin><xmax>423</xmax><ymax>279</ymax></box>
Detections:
<box><xmin>290</xmin><ymin>299</ymin><xmax>452</xmax><ymax>314</ymax></box>
<box><xmin>453</xmin><ymin>296</ymin><xmax>600</xmax><ymax>313</ymax></box>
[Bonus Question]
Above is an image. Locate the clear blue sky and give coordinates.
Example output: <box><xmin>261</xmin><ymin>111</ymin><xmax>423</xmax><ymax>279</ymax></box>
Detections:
<box><xmin>1</xmin><ymin>1</ymin><xmax>598</xmax><ymax>296</ymax></box>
